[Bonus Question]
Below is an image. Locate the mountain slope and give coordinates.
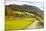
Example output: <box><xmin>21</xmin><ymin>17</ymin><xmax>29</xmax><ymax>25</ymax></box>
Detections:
<box><xmin>5</xmin><ymin>4</ymin><xmax>44</xmax><ymax>18</ymax></box>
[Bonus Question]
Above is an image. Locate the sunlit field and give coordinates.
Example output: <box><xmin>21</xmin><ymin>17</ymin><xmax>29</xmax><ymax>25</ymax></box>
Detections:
<box><xmin>5</xmin><ymin>16</ymin><xmax>44</xmax><ymax>31</ymax></box>
<box><xmin>5</xmin><ymin>16</ymin><xmax>34</xmax><ymax>30</ymax></box>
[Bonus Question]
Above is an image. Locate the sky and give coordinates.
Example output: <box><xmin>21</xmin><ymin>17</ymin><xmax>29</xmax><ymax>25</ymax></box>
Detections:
<box><xmin>5</xmin><ymin>0</ymin><xmax>43</xmax><ymax>2</ymax></box>
<box><xmin>5</xmin><ymin>0</ymin><xmax>44</xmax><ymax>10</ymax></box>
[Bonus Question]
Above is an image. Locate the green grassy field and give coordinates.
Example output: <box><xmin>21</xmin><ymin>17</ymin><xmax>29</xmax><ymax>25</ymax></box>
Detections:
<box><xmin>5</xmin><ymin>16</ymin><xmax>34</xmax><ymax>30</ymax></box>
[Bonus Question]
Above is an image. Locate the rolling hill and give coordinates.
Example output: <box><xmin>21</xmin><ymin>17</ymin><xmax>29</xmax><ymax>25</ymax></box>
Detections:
<box><xmin>5</xmin><ymin>4</ymin><xmax>44</xmax><ymax>30</ymax></box>
<box><xmin>5</xmin><ymin>4</ymin><xmax>44</xmax><ymax>18</ymax></box>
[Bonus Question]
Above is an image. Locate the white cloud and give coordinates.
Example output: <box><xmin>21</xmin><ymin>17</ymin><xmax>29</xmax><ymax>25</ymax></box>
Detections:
<box><xmin>20</xmin><ymin>0</ymin><xmax>43</xmax><ymax>2</ymax></box>
<box><xmin>5</xmin><ymin>0</ymin><xmax>44</xmax><ymax>2</ymax></box>
<box><xmin>5</xmin><ymin>0</ymin><xmax>44</xmax><ymax>10</ymax></box>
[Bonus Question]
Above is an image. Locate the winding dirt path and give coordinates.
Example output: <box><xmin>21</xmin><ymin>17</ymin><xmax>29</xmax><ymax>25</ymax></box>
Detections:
<box><xmin>26</xmin><ymin>20</ymin><xmax>38</xmax><ymax>29</ymax></box>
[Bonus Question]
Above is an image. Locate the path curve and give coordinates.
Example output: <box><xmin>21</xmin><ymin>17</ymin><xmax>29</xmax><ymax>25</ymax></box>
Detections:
<box><xmin>26</xmin><ymin>20</ymin><xmax>38</xmax><ymax>29</ymax></box>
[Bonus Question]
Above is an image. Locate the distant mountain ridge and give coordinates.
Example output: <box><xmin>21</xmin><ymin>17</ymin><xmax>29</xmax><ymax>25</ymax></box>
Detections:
<box><xmin>5</xmin><ymin>4</ymin><xmax>44</xmax><ymax>18</ymax></box>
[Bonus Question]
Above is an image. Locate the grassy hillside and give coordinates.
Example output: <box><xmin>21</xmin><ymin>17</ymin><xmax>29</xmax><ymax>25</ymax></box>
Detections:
<box><xmin>5</xmin><ymin>5</ymin><xmax>44</xmax><ymax>31</ymax></box>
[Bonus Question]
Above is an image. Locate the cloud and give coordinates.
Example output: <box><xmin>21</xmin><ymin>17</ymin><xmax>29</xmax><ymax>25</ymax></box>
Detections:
<box><xmin>5</xmin><ymin>0</ymin><xmax>44</xmax><ymax>10</ymax></box>
<box><xmin>5</xmin><ymin>0</ymin><xmax>43</xmax><ymax>2</ymax></box>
